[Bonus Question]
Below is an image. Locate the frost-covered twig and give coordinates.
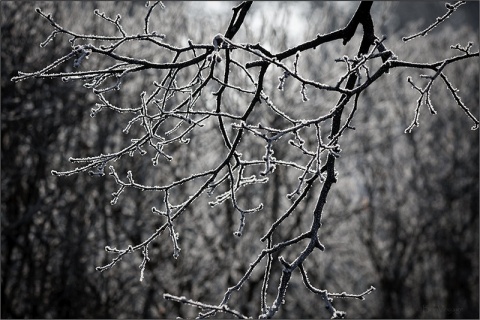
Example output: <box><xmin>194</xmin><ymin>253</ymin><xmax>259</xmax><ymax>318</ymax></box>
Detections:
<box><xmin>402</xmin><ymin>1</ymin><xmax>466</xmax><ymax>42</ymax></box>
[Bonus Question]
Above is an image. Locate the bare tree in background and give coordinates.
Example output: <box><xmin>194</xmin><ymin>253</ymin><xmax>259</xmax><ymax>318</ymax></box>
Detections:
<box><xmin>9</xmin><ymin>1</ymin><xmax>479</xmax><ymax>318</ymax></box>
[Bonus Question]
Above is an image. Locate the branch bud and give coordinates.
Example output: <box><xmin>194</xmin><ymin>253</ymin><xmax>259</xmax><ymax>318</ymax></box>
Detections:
<box><xmin>212</xmin><ymin>33</ymin><xmax>224</xmax><ymax>51</ymax></box>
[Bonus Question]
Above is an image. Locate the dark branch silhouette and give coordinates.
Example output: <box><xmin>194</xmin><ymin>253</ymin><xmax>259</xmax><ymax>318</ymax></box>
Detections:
<box><xmin>9</xmin><ymin>1</ymin><xmax>478</xmax><ymax>318</ymax></box>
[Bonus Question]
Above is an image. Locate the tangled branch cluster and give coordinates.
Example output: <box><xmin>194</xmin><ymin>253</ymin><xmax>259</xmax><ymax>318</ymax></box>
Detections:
<box><xmin>12</xmin><ymin>1</ymin><xmax>478</xmax><ymax>318</ymax></box>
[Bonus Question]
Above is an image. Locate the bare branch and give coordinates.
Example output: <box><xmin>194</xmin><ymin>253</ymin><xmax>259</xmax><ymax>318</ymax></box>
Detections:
<box><xmin>403</xmin><ymin>1</ymin><xmax>466</xmax><ymax>42</ymax></box>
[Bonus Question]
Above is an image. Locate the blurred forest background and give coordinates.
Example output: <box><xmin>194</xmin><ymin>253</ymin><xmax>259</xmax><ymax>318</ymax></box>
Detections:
<box><xmin>1</xmin><ymin>1</ymin><xmax>478</xmax><ymax>318</ymax></box>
